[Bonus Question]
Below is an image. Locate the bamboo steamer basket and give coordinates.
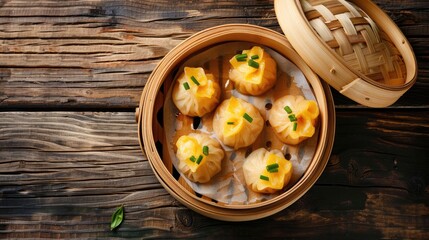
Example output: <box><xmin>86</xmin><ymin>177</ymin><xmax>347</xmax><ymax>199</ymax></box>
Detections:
<box><xmin>137</xmin><ymin>0</ymin><xmax>417</xmax><ymax>221</ymax></box>
<box><xmin>137</xmin><ymin>24</ymin><xmax>335</xmax><ymax>221</ymax></box>
<box><xmin>274</xmin><ymin>0</ymin><xmax>417</xmax><ymax>107</ymax></box>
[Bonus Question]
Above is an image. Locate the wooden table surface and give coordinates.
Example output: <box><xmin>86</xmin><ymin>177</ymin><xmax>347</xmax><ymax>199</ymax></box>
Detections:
<box><xmin>0</xmin><ymin>0</ymin><xmax>428</xmax><ymax>239</ymax></box>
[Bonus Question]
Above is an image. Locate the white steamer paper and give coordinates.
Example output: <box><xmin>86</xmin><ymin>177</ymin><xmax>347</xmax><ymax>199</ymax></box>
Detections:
<box><xmin>164</xmin><ymin>42</ymin><xmax>319</xmax><ymax>205</ymax></box>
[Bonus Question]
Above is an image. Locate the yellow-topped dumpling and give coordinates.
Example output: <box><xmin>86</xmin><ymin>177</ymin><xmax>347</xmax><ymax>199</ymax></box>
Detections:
<box><xmin>243</xmin><ymin>148</ymin><xmax>293</xmax><ymax>194</ymax></box>
<box><xmin>213</xmin><ymin>96</ymin><xmax>264</xmax><ymax>149</ymax></box>
<box><xmin>175</xmin><ymin>133</ymin><xmax>224</xmax><ymax>183</ymax></box>
<box><xmin>172</xmin><ymin>67</ymin><xmax>221</xmax><ymax>117</ymax></box>
<box><xmin>229</xmin><ymin>46</ymin><xmax>277</xmax><ymax>95</ymax></box>
<box><xmin>269</xmin><ymin>95</ymin><xmax>319</xmax><ymax>145</ymax></box>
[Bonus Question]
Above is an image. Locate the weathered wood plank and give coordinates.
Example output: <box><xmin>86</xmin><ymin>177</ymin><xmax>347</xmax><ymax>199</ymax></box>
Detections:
<box><xmin>0</xmin><ymin>0</ymin><xmax>428</xmax><ymax>109</ymax></box>
<box><xmin>0</xmin><ymin>111</ymin><xmax>181</xmax><ymax>239</ymax></box>
<box><xmin>0</xmin><ymin>110</ymin><xmax>427</xmax><ymax>239</ymax></box>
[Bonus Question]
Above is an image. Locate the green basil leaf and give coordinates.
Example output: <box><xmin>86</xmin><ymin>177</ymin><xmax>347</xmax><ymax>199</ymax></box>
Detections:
<box><xmin>110</xmin><ymin>205</ymin><xmax>124</xmax><ymax>231</ymax></box>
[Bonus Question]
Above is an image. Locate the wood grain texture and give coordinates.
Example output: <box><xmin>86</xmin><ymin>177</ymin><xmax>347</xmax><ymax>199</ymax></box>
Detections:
<box><xmin>1</xmin><ymin>111</ymin><xmax>428</xmax><ymax>239</ymax></box>
<box><xmin>0</xmin><ymin>0</ymin><xmax>428</xmax><ymax>239</ymax></box>
<box><xmin>0</xmin><ymin>0</ymin><xmax>428</xmax><ymax>109</ymax></box>
<box><xmin>0</xmin><ymin>112</ymin><xmax>177</xmax><ymax>239</ymax></box>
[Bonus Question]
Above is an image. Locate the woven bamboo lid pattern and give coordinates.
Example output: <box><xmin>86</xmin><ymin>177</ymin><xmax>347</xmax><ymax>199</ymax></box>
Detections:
<box><xmin>275</xmin><ymin>0</ymin><xmax>417</xmax><ymax>107</ymax></box>
<box><xmin>303</xmin><ymin>0</ymin><xmax>405</xmax><ymax>85</ymax></box>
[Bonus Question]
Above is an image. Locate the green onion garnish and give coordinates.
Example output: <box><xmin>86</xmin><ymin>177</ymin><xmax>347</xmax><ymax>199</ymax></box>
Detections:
<box><xmin>227</xmin><ymin>121</ymin><xmax>234</xmax><ymax>125</ymax></box>
<box><xmin>266</xmin><ymin>163</ymin><xmax>279</xmax><ymax>171</ymax></box>
<box><xmin>190</xmin><ymin>155</ymin><xmax>196</xmax><ymax>162</ymax></box>
<box><xmin>288</xmin><ymin>114</ymin><xmax>297</xmax><ymax>122</ymax></box>
<box><xmin>248</xmin><ymin>59</ymin><xmax>259</xmax><ymax>69</ymax></box>
<box><xmin>203</xmin><ymin>146</ymin><xmax>209</xmax><ymax>156</ymax></box>
<box><xmin>260</xmin><ymin>175</ymin><xmax>269</xmax><ymax>181</ymax></box>
<box><xmin>251</xmin><ymin>55</ymin><xmax>259</xmax><ymax>59</ymax></box>
<box><xmin>196</xmin><ymin>155</ymin><xmax>203</xmax><ymax>164</ymax></box>
<box><xmin>235</xmin><ymin>53</ymin><xmax>248</xmax><ymax>62</ymax></box>
<box><xmin>243</xmin><ymin>113</ymin><xmax>253</xmax><ymax>123</ymax></box>
<box><xmin>284</xmin><ymin>105</ymin><xmax>292</xmax><ymax>114</ymax></box>
<box><xmin>190</xmin><ymin>76</ymin><xmax>200</xmax><ymax>86</ymax></box>
<box><xmin>293</xmin><ymin>122</ymin><xmax>297</xmax><ymax>131</ymax></box>
<box><xmin>268</xmin><ymin>168</ymin><xmax>279</xmax><ymax>173</ymax></box>
<box><xmin>183</xmin><ymin>82</ymin><xmax>190</xmax><ymax>90</ymax></box>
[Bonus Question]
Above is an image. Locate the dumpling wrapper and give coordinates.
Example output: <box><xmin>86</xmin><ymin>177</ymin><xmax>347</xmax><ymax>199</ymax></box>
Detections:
<box><xmin>243</xmin><ymin>148</ymin><xmax>293</xmax><ymax>194</ymax></box>
<box><xmin>269</xmin><ymin>95</ymin><xmax>319</xmax><ymax>145</ymax></box>
<box><xmin>172</xmin><ymin>67</ymin><xmax>221</xmax><ymax>117</ymax></box>
<box><xmin>213</xmin><ymin>96</ymin><xmax>264</xmax><ymax>149</ymax></box>
<box><xmin>229</xmin><ymin>46</ymin><xmax>277</xmax><ymax>95</ymax></box>
<box><xmin>175</xmin><ymin>133</ymin><xmax>225</xmax><ymax>183</ymax></box>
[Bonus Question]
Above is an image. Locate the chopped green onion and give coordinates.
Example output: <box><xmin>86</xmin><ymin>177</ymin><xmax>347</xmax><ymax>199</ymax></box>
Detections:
<box><xmin>268</xmin><ymin>168</ymin><xmax>279</xmax><ymax>173</ymax></box>
<box><xmin>190</xmin><ymin>76</ymin><xmax>200</xmax><ymax>86</ymax></box>
<box><xmin>203</xmin><ymin>146</ymin><xmax>209</xmax><ymax>156</ymax></box>
<box><xmin>227</xmin><ymin>121</ymin><xmax>235</xmax><ymax>125</ymax></box>
<box><xmin>288</xmin><ymin>114</ymin><xmax>297</xmax><ymax>122</ymax></box>
<box><xmin>183</xmin><ymin>82</ymin><xmax>190</xmax><ymax>90</ymax></box>
<box><xmin>190</xmin><ymin>155</ymin><xmax>196</xmax><ymax>162</ymax></box>
<box><xmin>196</xmin><ymin>155</ymin><xmax>203</xmax><ymax>164</ymax></box>
<box><xmin>251</xmin><ymin>55</ymin><xmax>259</xmax><ymax>59</ymax></box>
<box><xmin>284</xmin><ymin>105</ymin><xmax>292</xmax><ymax>114</ymax></box>
<box><xmin>235</xmin><ymin>53</ymin><xmax>248</xmax><ymax>62</ymax></box>
<box><xmin>293</xmin><ymin>122</ymin><xmax>298</xmax><ymax>131</ymax></box>
<box><xmin>243</xmin><ymin>113</ymin><xmax>253</xmax><ymax>123</ymax></box>
<box><xmin>248</xmin><ymin>59</ymin><xmax>259</xmax><ymax>69</ymax></box>
<box><xmin>266</xmin><ymin>163</ymin><xmax>279</xmax><ymax>171</ymax></box>
<box><xmin>260</xmin><ymin>175</ymin><xmax>269</xmax><ymax>181</ymax></box>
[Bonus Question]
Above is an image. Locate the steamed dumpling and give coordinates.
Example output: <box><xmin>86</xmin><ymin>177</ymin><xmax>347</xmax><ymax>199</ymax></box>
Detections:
<box><xmin>175</xmin><ymin>133</ymin><xmax>224</xmax><ymax>183</ymax></box>
<box><xmin>243</xmin><ymin>148</ymin><xmax>293</xmax><ymax>194</ymax></box>
<box><xmin>229</xmin><ymin>46</ymin><xmax>277</xmax><ymax>95</ymax></box>
<box><xmin>172</xmin><ymin>67</ymin><xmax>221</xmax><ymax>117</ymax></box>
<box><xmin>213</xmin><ymin>96</ymin><xmax>264</xmax><ymax>149</ymax></box>
<box><xmin>269</xmin><ymin>95</ymin><xmax>319</xmax><ymax>145</ymax></box>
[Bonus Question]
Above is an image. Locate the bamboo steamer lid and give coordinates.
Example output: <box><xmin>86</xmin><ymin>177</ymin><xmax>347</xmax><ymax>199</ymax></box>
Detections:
<box><xmin>274</xmin><ymin>0</ymin><xmax>417</xmax><ymax>107</ymax></box>
<box><xmin>137</xmin><ymin>24</ymin><xmax>336</xmax><ymax>221</ymax></box>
